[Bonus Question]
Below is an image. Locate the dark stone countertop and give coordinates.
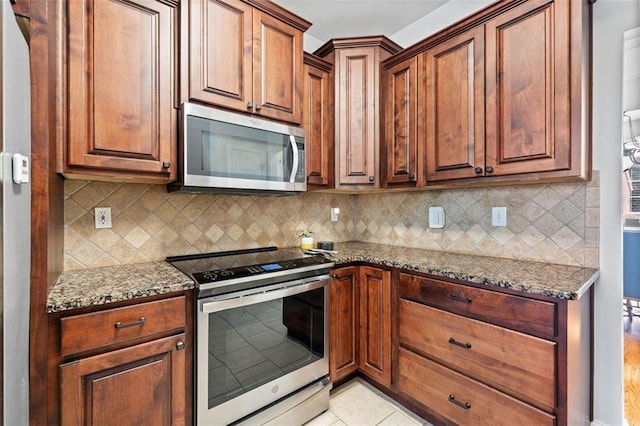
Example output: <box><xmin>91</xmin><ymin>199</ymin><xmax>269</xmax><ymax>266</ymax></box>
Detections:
<box><xmin>47</xmin><ymin>241</ymin><xmax>599</xmax><ymax>313</ymax></box>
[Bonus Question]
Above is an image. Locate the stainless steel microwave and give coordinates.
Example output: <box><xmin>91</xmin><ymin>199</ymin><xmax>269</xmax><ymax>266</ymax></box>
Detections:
<box><xmin>168</xmin><ymin>103</ymin><xmax>306</xmax><ymax>194</ymax></box>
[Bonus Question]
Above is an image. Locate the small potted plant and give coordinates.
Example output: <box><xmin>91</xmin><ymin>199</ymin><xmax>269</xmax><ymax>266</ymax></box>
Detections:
<box><xmin>296</xmin><ymin>229</ymin><xmax>314</xmax><ymax>250</ymax></box>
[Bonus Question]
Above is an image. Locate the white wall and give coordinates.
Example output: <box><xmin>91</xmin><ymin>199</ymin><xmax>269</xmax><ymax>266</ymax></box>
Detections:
<box><xmin>390</xmin><ymin>0</ymin><xmax>494</xmax><ymax>47</ymax></box>
<box><xmin>593</xmin><ymin>1</ymin><xmax>640</xmax><ymax>425</ymax></box>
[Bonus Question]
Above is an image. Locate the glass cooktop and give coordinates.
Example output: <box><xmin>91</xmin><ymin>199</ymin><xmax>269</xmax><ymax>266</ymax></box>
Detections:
<box><xmin>166</xmin><ymin>246</ymin><xmax>333</xmax><ymax>286</ymax></box>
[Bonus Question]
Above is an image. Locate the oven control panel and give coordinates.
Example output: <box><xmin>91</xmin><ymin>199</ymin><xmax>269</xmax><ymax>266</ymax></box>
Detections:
<box><xmin>191</xmin><ymin>255</ymin><xmax>330</xmax><ymax>285</ymax></box>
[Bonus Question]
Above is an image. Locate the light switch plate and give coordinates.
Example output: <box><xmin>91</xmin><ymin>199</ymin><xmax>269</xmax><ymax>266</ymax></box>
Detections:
<box><xmin>429</xmin><ymin>206</ymin><xmax>445</xmax><ymax>229</ymax></box>
<box><xmin>492</xmin><ymin>207</ymin><xmax>507</xmax><ymax>227</ymax></box>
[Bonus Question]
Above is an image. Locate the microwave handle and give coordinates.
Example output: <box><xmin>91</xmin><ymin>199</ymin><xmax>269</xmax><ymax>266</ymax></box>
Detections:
<box><xmin>289</xmin><ymin>135</ymin><xmax>298</xmax><ymax>183</ymax></box>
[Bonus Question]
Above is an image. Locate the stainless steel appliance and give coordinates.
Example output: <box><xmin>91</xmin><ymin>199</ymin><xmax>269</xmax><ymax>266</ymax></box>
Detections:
<box><xmin>169</xmin><ymin>103</ymin><xmax>306</xmax><ymax>195</ymax></box>
<box><xmin>1</xmin><ymin>1</ymin><xmax>31</xmax><ymax>423</ymax></box>
<box><xmin>167</xmin><ymin>247</ymin><xmax>333</xmax><ymax>425</ymax></box>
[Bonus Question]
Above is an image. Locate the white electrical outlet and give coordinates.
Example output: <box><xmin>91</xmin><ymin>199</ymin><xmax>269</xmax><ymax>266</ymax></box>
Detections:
<box><xmin>331</xmin><ymin>207</ymin><xmax>340</xmax><ymax>222</ymax></box>
<box><xmin>429</xmin><ymin>206</ymin><xmax>445</xmax><ymax>228</ymax></box>
<box><xmin>94</xmin><ymin>207</ymin><xmax>112</xmax><ymax>229</ymax></box>
<box><xmin>492</xmin><ymin>207</ymin><xmax>507</xmax><ymax>227</ymax></box>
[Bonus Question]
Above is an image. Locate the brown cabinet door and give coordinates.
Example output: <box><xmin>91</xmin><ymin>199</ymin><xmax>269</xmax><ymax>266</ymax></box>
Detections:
<box><xmin>335</xmin><ymin>47</ymin><xmax>379</xmax><ymax>187</ymax></box>
<box><xmin>424</xmin><ymin>26</ymin><xmax>485</xmax><ymax>182</ymax></box>
<box><xmin>303</xmin><ymin>56</ymin><xmax>333</xmax><ymax>187</ymax></box>
<box><xmin>60</xmin><ymin>334</ymin><xmax>186</xmax><ymax>426</ymax></box>
<box><xmin>66</xmin><ymin>0</ymin><xmax>177</xmax><ymax>181</ymax></box>
<box><xmin>253</xmin><ymin>11</ymin><xmax>303</xmax><ymax>124</ymax></box>
<box><xmin>359</xmin><ymin>266</ymin><xmax>391</xmax><ymax>387</ymax></box>
<box><xmin>383</xmin><ymin>57</ymin><xmax>419</xmax><ymax>187</ymax></box>
<box><xmin>485</xmin><ymin>0</ymin><xmax>571</xmax><ymax>176</ymax></box>
<box><xmin>330</xmin><ymin>267</ymin><xmax>359</xmax><ymax>382</ymax></box>
<box><xmin>188</xmin><ymin>0</ymin><xmax>253</xmax><ymax>112</ymax></box>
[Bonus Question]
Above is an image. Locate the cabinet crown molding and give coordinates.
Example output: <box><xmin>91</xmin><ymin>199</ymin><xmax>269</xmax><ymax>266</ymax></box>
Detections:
<box><xmin>303</xmin><ymin>52</ymin><xmax>333</xmax><ymax>73</ymax></box>
<box><xmin>243</xmin><ymin>0</ymin><xmax>312</xmax><ymax>31</ymax></box>
<box><xmin>313</xmin><ymin>35</ymin><xmax>403</xmax><ymax>57</ymax></box>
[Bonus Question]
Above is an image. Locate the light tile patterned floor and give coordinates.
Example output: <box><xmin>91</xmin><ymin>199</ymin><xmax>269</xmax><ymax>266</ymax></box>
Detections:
<box><xmin>306</xmin><ymin>378</ymin><xmax>432</xmax><ymax>426</ymax></box>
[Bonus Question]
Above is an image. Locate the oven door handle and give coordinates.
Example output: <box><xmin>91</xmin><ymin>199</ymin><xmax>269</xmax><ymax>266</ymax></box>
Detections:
<box><xmin>199</xmin><ymin>277</ymin><xmax>328</xmax><ymax>313</ymax></box>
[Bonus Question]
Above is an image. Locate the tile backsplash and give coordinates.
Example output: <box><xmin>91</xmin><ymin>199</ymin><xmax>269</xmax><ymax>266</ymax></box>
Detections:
<box><xmin>63</xmin><ymin>172</ymin><xmax>599</xmax><ymax>270</ymax></box>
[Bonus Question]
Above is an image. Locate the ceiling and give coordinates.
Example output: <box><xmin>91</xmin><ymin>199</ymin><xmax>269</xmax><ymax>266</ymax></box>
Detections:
<box><xmin>271</xmin><ymin>0</ymin><xmax>449</xmax><ymax>46</ymax></box>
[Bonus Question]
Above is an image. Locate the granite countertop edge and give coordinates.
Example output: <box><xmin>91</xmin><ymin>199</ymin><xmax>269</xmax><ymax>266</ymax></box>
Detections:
<box><xmin>46</xmin><ymin>242</ymin><xmax>600</xmax><ymax>313</ymax></box>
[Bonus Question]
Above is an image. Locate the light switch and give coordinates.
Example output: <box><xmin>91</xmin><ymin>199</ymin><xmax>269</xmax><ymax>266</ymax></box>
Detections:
<box><xmin>429</xmin><ymin>207</ymin><xmax>445</xmax><ymax>229</ymax></box>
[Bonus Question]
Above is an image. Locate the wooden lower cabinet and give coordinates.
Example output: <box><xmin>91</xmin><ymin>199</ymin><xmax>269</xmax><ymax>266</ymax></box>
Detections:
<box><xmin>59</xmin><ymin>334</ymin><xmax>186</xmax><ymax>426</ymax></box>
<box><xmin>329</xmin><ymin>265</ymin><xmax>392</xmax><ymax>386</ymax></box>
<box><xmin>359</xmin><ymin>266</ymin><xmax>391</xmax><ymax>386</ymax></box>
<box><xmin>398</xmin><ymin>348</ymin><xmax>555</xmax><ymax>426</ymax></box>
<box><xmin>396</xmin><ymin>272</ymin><xmax>592</xmax><ymax>426</ymax></box>
<box><xmin>50</xmin><ymin>294</ymin><xmax>192</xmax><ymax>425</ymax></box>
<box><xmin>330</xmin><ymin>267</ymin><xmax>360</xmax><ymax>382</ymax></box>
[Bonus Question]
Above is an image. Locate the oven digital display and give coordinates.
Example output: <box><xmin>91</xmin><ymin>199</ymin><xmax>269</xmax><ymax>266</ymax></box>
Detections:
<box><xmin>261</xmin><ymin>263</ymin><xmax>282</xmax><ymax>271</ymax></box>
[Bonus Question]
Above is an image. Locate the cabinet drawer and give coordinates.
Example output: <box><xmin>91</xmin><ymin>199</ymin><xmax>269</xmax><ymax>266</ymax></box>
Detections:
<box><xmin>399</xmin><ymin>273</ymin><xmax>556</xmax><ymax>337</ymax></box>
<box><xmin>60</xmin><ymin>296</ymin><xmax>186</xmax><ymax>357</ymax></box>
<box><xmin>398</xmin><ymin>348</ymin><xmax>555</xmax><ymax>426</ymax></box>
<box><xmin>399</xmin><ymin>299</ymin><xmax>556</xmax><ymax>411</ymax></box>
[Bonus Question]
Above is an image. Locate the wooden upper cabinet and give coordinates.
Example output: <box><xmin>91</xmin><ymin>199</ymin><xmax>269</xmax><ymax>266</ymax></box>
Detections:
<box><xmin>189</xmin><ymin>0</ymin><xmax>252</xmax><ymax>113</ymax></box>
<box><xmin>423</xmin><ymin>26</ymin><xmax>485</xmax><ymax>182</ymax></box>
<box><xmin>62</xmin><ymin>0</ymin><xmax>178</xmax><ymax>183</ymax></box>
<box><xmin>485</xmin><ymin>0</ymin><xmax>573</xmax><ymax>177</ymax></box>
<box><xmin>188</xmin><ymin>0</ymin><xmax>309</xmax><ymax>124</ymax></box>
<box><xmin>303</xmin><ymin>53</ymin><xmax>334</xmax><ymax>188</ymax></box>
<box><xmin>382</xmin><ymin>57</ymin><xmax>420</xmax><ymax>188</ymax></box>
<box><xmin>316</xmin><ymin>37</ymin><xmax>401</xmax><ymax>190</ymax></box>
<box><xmin>390</xmin><ymin>0</ymin><xmax>591</xmax><ymax>186</ymax></box>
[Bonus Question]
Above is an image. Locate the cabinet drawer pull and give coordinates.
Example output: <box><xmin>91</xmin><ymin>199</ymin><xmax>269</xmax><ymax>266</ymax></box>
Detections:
<box><xmin>474</xmin><ymin>167</ymin><xmax>483</xmax><ymax>174</ymax></box>
<box><xmin>449</xmin><ymin>294</ymin><xmax>472</xmax><ymax>304</ymax></box>
<box><xmin>255</xmin><ymin>104</ymin><xmax>262</xmax><ymax>111</ymax></box>
<box><xmin>485</xmin><ymin>166</ymin><xmax>494</xmax><ymax>173</ymax></box>
<box><xmin>448</xmin><ymin>394</ymin><xmax>471</xmax><ymax>410</ymax></box>
<box><xmin>176</xmin><ymin>341</ymin><xmax>185</xmax><ymax>351</ymax></box>
<box><xmin>162</xmin><ymin>161</ymin><xmax>170</xmax><ymax>169</ymax></box>
<box><xmin>114</xmin><ymin>317</ymin><xmax>146</xmax><ymax>329</ymax></box>
<box><xmin>369</xmin><ymin>176</ymin><xmax>375</xmax><ymax>182</ymax></box>
<box><xmin>247</xmin><ymin>102</ymin><xmax>254</xmax><ymax>110</ymax></box>
<box><xmin>448</xmin><ymin>337</ymin><xmax>472</xmax><ymax>349</ymax></box>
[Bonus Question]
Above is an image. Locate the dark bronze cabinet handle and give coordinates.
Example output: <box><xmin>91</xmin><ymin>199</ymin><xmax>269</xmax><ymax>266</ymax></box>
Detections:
<box><xmin>449</xmin><ymin>337</ymin><xmax>472</xmax><ymax>349</ymax></box>
<box><xmin>176</xmin><ymin>341</ymin><xmax>185</xmax><ymax>351</ymax></box>
<box><xmin>247</xmin><ymin>102</ymin><xmax>254</xmax><ymax>110</ymax></box>
<box><xmin>115</xmin><ymin>317</ymin><xmax>146</xmax><ymax>329</ymax></box>
<box><xmin>448</xmin><ymin>394</ymin><xmax>471</xmax><ymax>410</ymax></box>
<box><xmin>449</xmin><ymin>294</ymin><xmax>472</xmax><ymax>304</ymax></box>
<box><xmin>474</xmin><ymin>167</ymin><xmax>483</xmax><ymax>174</ymax></box>
<box><xmin>485</xmin><ymin>166</ymin><xmax>494</xmax><ymax>173</ymax></box>
<box><xmin>369</xmin><ymin>176</ymin><xmax>375</xmax><ymax>182</ymax></box>
<box><xmin>255</xmin><ymin>104</ymin><xmax>262</xmax><ymax>111</ymax></box>
<box><xmin>162</xmin><ymin>161</ymin><xmax>170</xmax><ymax>169</ymax></box>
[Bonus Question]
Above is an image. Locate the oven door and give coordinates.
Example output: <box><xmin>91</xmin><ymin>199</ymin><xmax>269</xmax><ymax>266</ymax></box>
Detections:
<box><xmin>197</xmin><ymin>276</ymin><xmax>330</xmax><ymax>425</ymax></box>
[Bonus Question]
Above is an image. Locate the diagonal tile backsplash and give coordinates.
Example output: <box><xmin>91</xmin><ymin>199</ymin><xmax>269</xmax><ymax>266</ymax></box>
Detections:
<box><xmin>63</xmin><ymin>171</ymin><xmax>599</xmax><ymax>270</ymax></box>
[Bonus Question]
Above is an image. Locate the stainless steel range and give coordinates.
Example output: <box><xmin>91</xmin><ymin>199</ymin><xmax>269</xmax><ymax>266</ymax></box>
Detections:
<box><xmin>167</xmin><ymin>247</ymin><xmax>334</xmax><ymax>425</ymax></box>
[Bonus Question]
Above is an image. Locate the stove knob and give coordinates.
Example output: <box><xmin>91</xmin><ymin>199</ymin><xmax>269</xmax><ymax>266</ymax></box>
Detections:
<box><xmin>202</xmin><ymin>272</ymin><xmax>218</xmax><ymax>281</ymax></box>
<box><xmin>220</xmin><ymin>270</ymin><xmax>234</xmax><ymax>277</ymax></box>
